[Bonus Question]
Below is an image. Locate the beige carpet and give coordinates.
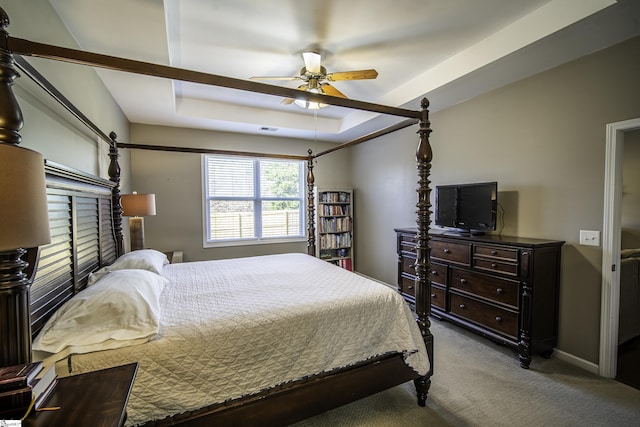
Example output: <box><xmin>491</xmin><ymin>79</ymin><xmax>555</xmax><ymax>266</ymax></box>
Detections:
<box><xmin>291</xmin><ymin>319</ymin><xmax>640</xmax><ymax>426</ymax></box>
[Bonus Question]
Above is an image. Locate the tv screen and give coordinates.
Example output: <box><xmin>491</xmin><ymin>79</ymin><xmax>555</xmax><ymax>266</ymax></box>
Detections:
<box><xmin>435</xmin><ymin>182</ymin><xmax>497</xmax><ymax>234</ymax></box>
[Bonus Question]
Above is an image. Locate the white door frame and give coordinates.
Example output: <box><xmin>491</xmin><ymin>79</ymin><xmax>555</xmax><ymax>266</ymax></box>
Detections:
<box><xmin>600</xmin><ymin>117</ymin><xmax>640</xmax><ymax>377</ymax></box>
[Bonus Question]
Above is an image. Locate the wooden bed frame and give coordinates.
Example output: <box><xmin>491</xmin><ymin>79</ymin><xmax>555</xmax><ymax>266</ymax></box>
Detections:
<box><xmin>0</xmin><ymin>8</ymin><xmax>434</xmax><ymax>425</ymax></box>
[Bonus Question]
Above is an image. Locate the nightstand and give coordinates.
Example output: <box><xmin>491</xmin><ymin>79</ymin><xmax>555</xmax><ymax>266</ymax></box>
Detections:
<box><xmin>23</xmin><ymin>363</ymin><xmax>138</xmax><ymax>427</ymax></box>
<box><xmin>165</xmin><ymin>250</ymin><xmax>183</xmax><ymax>263</ymax></box>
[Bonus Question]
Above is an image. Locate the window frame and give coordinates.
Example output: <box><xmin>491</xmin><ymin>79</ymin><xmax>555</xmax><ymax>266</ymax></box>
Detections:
<box><xmin>202</xmin><ymin>154</ymin><xmax>307</xmax><ymax>247</ymax></box>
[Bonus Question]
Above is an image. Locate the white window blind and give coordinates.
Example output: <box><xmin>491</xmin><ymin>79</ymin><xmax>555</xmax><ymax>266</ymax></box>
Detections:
<box><xmin>204</xmin><ymin>154</ymin><xmax>305</xmax><ymax>244</ymax></box>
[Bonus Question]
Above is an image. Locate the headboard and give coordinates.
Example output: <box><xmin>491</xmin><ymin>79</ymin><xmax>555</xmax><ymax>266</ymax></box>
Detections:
<box><xmin>29</xmin><ymin>161</ymin><xmax>119</xmax><ymax>339</ymax></box>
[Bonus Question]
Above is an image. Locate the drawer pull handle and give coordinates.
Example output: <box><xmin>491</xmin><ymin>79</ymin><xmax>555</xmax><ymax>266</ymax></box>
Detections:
<box><xmin>495</xmin><ymin>316</ymin><xmax>503</xmax><ymax>322</ymax></box>
<box><xmin>443</xmin><ymin>249</ymin><xmax>451</xmax><ymax>254</ymax></box>
<box><xmin>431</xmin><ymin>293</ymin><xmax>436</xmax><ymax>298</ymax></box>
<box><xmin>431</xmin><ymin>270</ymin><xmax>437</xmax><ymax>275</ymax></box>
<box><xmin>491</xmin><ymin>250</ymin><xmax>498</xmax><ymax>255</ymax></box>
<box><xmin>491</xmin><ymin>263</ymin><xmax>498</xmax><ymax>268</ymax></box>
<box><xmin>496</xmin><ymin>288</ymin><xmax>504</xmax><ymax>294</ymax></box>
<box><xmin>408</xmin><ymin>285</ymin><xmax>414</xmax><ymax>290</ymax></box>
<box><xmin>459</xmin><ymin>278</ymin><xmax>467</xmax><ymax>284</ymax></box>
<box><xmin>459</xmin><ymin>304</ymin><xmax>466</xmax><ymax>309</ymax></box>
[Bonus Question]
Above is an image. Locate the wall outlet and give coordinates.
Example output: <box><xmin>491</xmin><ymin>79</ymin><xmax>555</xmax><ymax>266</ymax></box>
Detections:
<box><xmin>579</xmin><ymin>230</ymin><xmax>600</xmax><ymax>246</ymax></box>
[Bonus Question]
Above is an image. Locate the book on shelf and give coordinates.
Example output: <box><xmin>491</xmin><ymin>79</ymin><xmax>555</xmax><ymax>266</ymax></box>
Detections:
<box><xmin>321</xmin><ymin>204</ymin><xmax>350</xmax><ymax>216</ymax></box>
<box><xmin>320</xmin><ymin>191</ymin><xmax>350</xmax><ymax>203</ymax></box>
<box><xmin>0</xmin><ymin>362</ymin><xmax>43</xmax><ymax>392</ymax></box>
<box><xmin>320</xmin><ymin>232</ymin><xmax>351</xmax><ymax>249</ymax></box>
<box><xmin>339</xmin><ymin>258</ymin><xmax>353</xmax><ymax>271</ymax></box>
<box><xmin>319</xmin><ymin>217</ymin><xmax>351</xmax><ymax>233</ymax></box>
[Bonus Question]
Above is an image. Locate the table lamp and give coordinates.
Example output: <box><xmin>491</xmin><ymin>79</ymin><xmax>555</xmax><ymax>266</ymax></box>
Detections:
<box><xmin>0</xmin><ymin>142</ymin><xmax>51</xmax><ymax>366</ymax></box>
<box><xmin>121</xmin><ymin>192</ymin><xmax>156</xmax><ymax>251</ymax></box>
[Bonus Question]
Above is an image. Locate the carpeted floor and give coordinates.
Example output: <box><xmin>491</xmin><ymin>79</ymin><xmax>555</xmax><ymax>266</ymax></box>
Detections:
<box><xmin>291</xmin><ymin>319</ymin><xmax>640</xmax><ymax>426</ymax></box>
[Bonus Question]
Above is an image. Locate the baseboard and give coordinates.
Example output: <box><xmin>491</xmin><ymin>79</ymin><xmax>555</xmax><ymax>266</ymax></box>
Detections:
<box><xmin>554</xmin><ymin>349</ymin><xmax>599</xmax><ymax>375</ymax></box>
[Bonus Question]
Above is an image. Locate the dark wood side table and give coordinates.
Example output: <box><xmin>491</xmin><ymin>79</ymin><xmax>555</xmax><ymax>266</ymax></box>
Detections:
<box><xmin>164</xmin><ymin>250</ymin><xmax>183</xmax><ymax>263</ymax></box>
<box><xmin>23</xmin><ymin>363</ymin><xmax>138</xmax><ymax>427</ymax></box>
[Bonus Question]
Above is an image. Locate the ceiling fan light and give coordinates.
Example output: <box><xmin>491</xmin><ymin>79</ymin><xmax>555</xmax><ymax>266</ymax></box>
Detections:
<box><xmin>293</xmin><ymin>84</ymin><xmax>328</xmax><ymax>109</ymax></box>
<box><xmin>293</xmin><ymin>99</ymin><xmax>328</xmax><ymax>109</ymax></box>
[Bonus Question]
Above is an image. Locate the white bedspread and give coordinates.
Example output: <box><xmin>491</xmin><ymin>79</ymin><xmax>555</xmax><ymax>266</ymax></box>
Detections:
<box><xmin>62</xmin><ymin>253</ymin><xmax>429</xmax><ymax>426</ymax></box>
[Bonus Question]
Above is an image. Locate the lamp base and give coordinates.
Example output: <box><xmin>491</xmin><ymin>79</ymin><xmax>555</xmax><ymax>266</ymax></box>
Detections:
<box><xmin>0</xmin><ymin>248</ymin><xmax>33</xmax><ymax>367</ymax></box>
<box><xmin>129</xmin><ymin>217</ymin><xmax>146</xmax><ymax>251</ymax></box>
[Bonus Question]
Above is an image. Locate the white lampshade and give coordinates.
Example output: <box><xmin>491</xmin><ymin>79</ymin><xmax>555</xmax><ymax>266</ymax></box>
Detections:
<box><xmin>0</xmin><ymin>143</ymin><xmax>51</xmax><ymax>251</ymax></box>
<box><xmin>121</xmin><ymin>192</ymin><xmax>156</xmax><ymax>217</ymax></box>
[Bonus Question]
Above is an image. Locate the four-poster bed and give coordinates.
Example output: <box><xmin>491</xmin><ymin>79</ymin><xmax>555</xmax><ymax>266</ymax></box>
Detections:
<box><xmin>0</xmin><ymin>8</ymin><xmax>434</xmax><ymax>426</ymax></box>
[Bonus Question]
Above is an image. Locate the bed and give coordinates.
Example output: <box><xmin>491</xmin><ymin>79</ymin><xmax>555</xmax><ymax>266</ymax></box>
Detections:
<box><xmin>33</xmin><ymin>251</ymin><xmax>429</xmax><ymax>425</ymax></box>
<box><xmin>0</xmin><ymin>7</ymin><xmax>434</xmax><ymax>426</ymax></box>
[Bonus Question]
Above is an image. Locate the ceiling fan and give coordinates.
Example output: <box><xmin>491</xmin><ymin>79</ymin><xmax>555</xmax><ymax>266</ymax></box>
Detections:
<box><xmin>250</xmin><ymin>52</ymin><xmax>378</xmax><ymax>109</ymax></box>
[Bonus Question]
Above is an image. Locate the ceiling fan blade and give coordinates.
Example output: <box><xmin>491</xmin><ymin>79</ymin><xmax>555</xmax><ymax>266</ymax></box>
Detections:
<box><xmin>326</xmin><ymin>69</ymin><xmax>378</xmax><ymax>81</ymax></box>
<box><xmin>302</xmin><ymin>52</ymin><xmax>322</xmax><ymax>74</ymax></box>
<box><xmin>321</xmin><ymin>83</ymin><xmax>348</xmax><ymax>99</ymax></box>
<box><xmin>250</xmin><ymin>76</ymin><xmax>301</xmax><ymax>81</ymax></box>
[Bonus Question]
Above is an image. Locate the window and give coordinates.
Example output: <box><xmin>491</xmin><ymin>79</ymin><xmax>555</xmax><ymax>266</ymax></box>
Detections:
<box><xmin>203</xmin><ymin>154</ymin><xmax>306</xmax><ymax>245</ymax></box>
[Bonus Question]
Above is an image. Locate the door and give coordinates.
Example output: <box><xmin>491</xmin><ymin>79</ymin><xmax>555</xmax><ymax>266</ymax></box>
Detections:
<box><xmin>600</xmin><ymin>118</ymin><xmax>640</xmax><ymax>377</ymax></box>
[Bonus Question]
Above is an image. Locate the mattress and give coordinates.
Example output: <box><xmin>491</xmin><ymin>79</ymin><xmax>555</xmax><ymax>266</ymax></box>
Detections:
<box><xmin>57</xmin><ymin>253</ymin><xmax>429</xmax><ymax>426</ymax></box>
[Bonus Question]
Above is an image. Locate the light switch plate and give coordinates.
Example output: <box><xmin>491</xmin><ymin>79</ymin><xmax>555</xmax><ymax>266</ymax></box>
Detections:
<box><xmin>579</xmin><ymin>230</ymin><xmax>600</xmax><ymax>246</ymax></box>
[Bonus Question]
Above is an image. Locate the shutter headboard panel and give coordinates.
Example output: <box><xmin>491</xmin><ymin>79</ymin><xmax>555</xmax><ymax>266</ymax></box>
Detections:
<box><xmin>30</xmin><ymin>161</ymin><xmax>118</xmax><ymax>339</ymax></box>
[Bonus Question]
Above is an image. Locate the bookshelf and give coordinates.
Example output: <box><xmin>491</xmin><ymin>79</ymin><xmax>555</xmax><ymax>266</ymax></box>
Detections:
<box><xmin>315</xmin><ymin>188</ymin><xmax>354</xmax><ymax>271</ymax></box>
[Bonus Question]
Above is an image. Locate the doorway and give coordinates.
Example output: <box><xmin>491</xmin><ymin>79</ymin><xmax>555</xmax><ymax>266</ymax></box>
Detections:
<box><xmin>600</xmin><ymin>118</ymin><xmax>640</xmax><ymax>380</ymax></box>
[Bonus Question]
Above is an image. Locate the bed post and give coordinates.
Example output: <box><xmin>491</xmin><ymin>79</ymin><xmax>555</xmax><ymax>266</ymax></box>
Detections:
<box><xmin>0</xmin><ymin>9</ymin><xmax>21</xmax><ymax>146</ymax></box>
<box><xmin>0</xmin><ymin>8</ymin><xmax>33</xmax><ymax>366</ymax></box>
<box><xmin>306</xmin><ymin>149</ymin><xmax>316</xmax><ymax>257</ymax></box>
<box><xmin>108</xmin><ymin>131</ymin><xmax>124</xmax><ymax>257</ymax></box>
<box><xmin>413</xmin><ymin>98</ymin><xmax>433</xmax><ymax>404</ymax></box>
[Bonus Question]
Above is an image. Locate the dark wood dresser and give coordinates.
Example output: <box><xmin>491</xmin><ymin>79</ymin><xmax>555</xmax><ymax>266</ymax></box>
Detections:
<box><xmin>395</xmin><ymin>228</ymin><xmax>564</xmax><ymax>368</ymax></box>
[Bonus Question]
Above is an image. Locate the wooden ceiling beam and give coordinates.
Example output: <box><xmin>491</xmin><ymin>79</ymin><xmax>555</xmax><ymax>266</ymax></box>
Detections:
<box><xmin>8</xmin><ymin>37</ymin><xmax>422</xmax><ymax>120</ymax></box>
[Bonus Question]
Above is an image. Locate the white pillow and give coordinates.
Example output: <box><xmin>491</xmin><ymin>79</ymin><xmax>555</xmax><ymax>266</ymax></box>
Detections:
<box><xmin>88</xmin><ymin>249</ymin><xmax>169</xmax><ymax>285</ymax></box>
<box><xmin>33</xmin><ymin>269</ymin><xmax>168</xmax><ymax>355</ymax></box>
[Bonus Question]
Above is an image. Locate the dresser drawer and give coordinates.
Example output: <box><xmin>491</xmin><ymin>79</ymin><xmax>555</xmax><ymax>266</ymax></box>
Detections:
<box><xmin>430</xmin><ymin>240</ymin><xmax>471</xmax><ymax>265</ymax></box>
<box><xmin>398</xmin><ymin>233</ymin><xmax>417</xmax><ymax>254</ymax></box>
<box><xmin>431</xmin><ymin>285</ymin><xmax>446</xmax><ymax>310</ymax></box>
<box><xmin>450</xmin><ymin>293</ymin><xmax>519</xmax><ymax>339</ymax></box>
<box><xmin>473</xmin><ymin>258</ymin><xmax>518</xmax><ymax>276</ymax></box>
<box><xmin>474</xmin><ymin>245</ymin><xmax>518</xmax><ymax>261</ymax></box>
<box><xmin>450</xmin><ymin>268</ymin><xmax>519</xmax><ymax>308</ymax></box>
<box><xmin>428</xmin><ymin>262</ymin><xmax>447</xmax><ymax>286</ymax></box>
<box><xmin>401</xmin><ymin>255</ymin><xmax>416</xmax><ymax>275</ymax></box>
<box><xmin>400</xmin><ymin>273</ymin><xmax>416</xmax><ymax>298</ymax></box>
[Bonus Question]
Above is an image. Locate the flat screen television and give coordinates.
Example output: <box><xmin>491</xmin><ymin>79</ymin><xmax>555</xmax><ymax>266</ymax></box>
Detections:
<box><xmin>435</xmin><ymin>182</ymin><xmax>497</xmax><ymax>235</ymax></box>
